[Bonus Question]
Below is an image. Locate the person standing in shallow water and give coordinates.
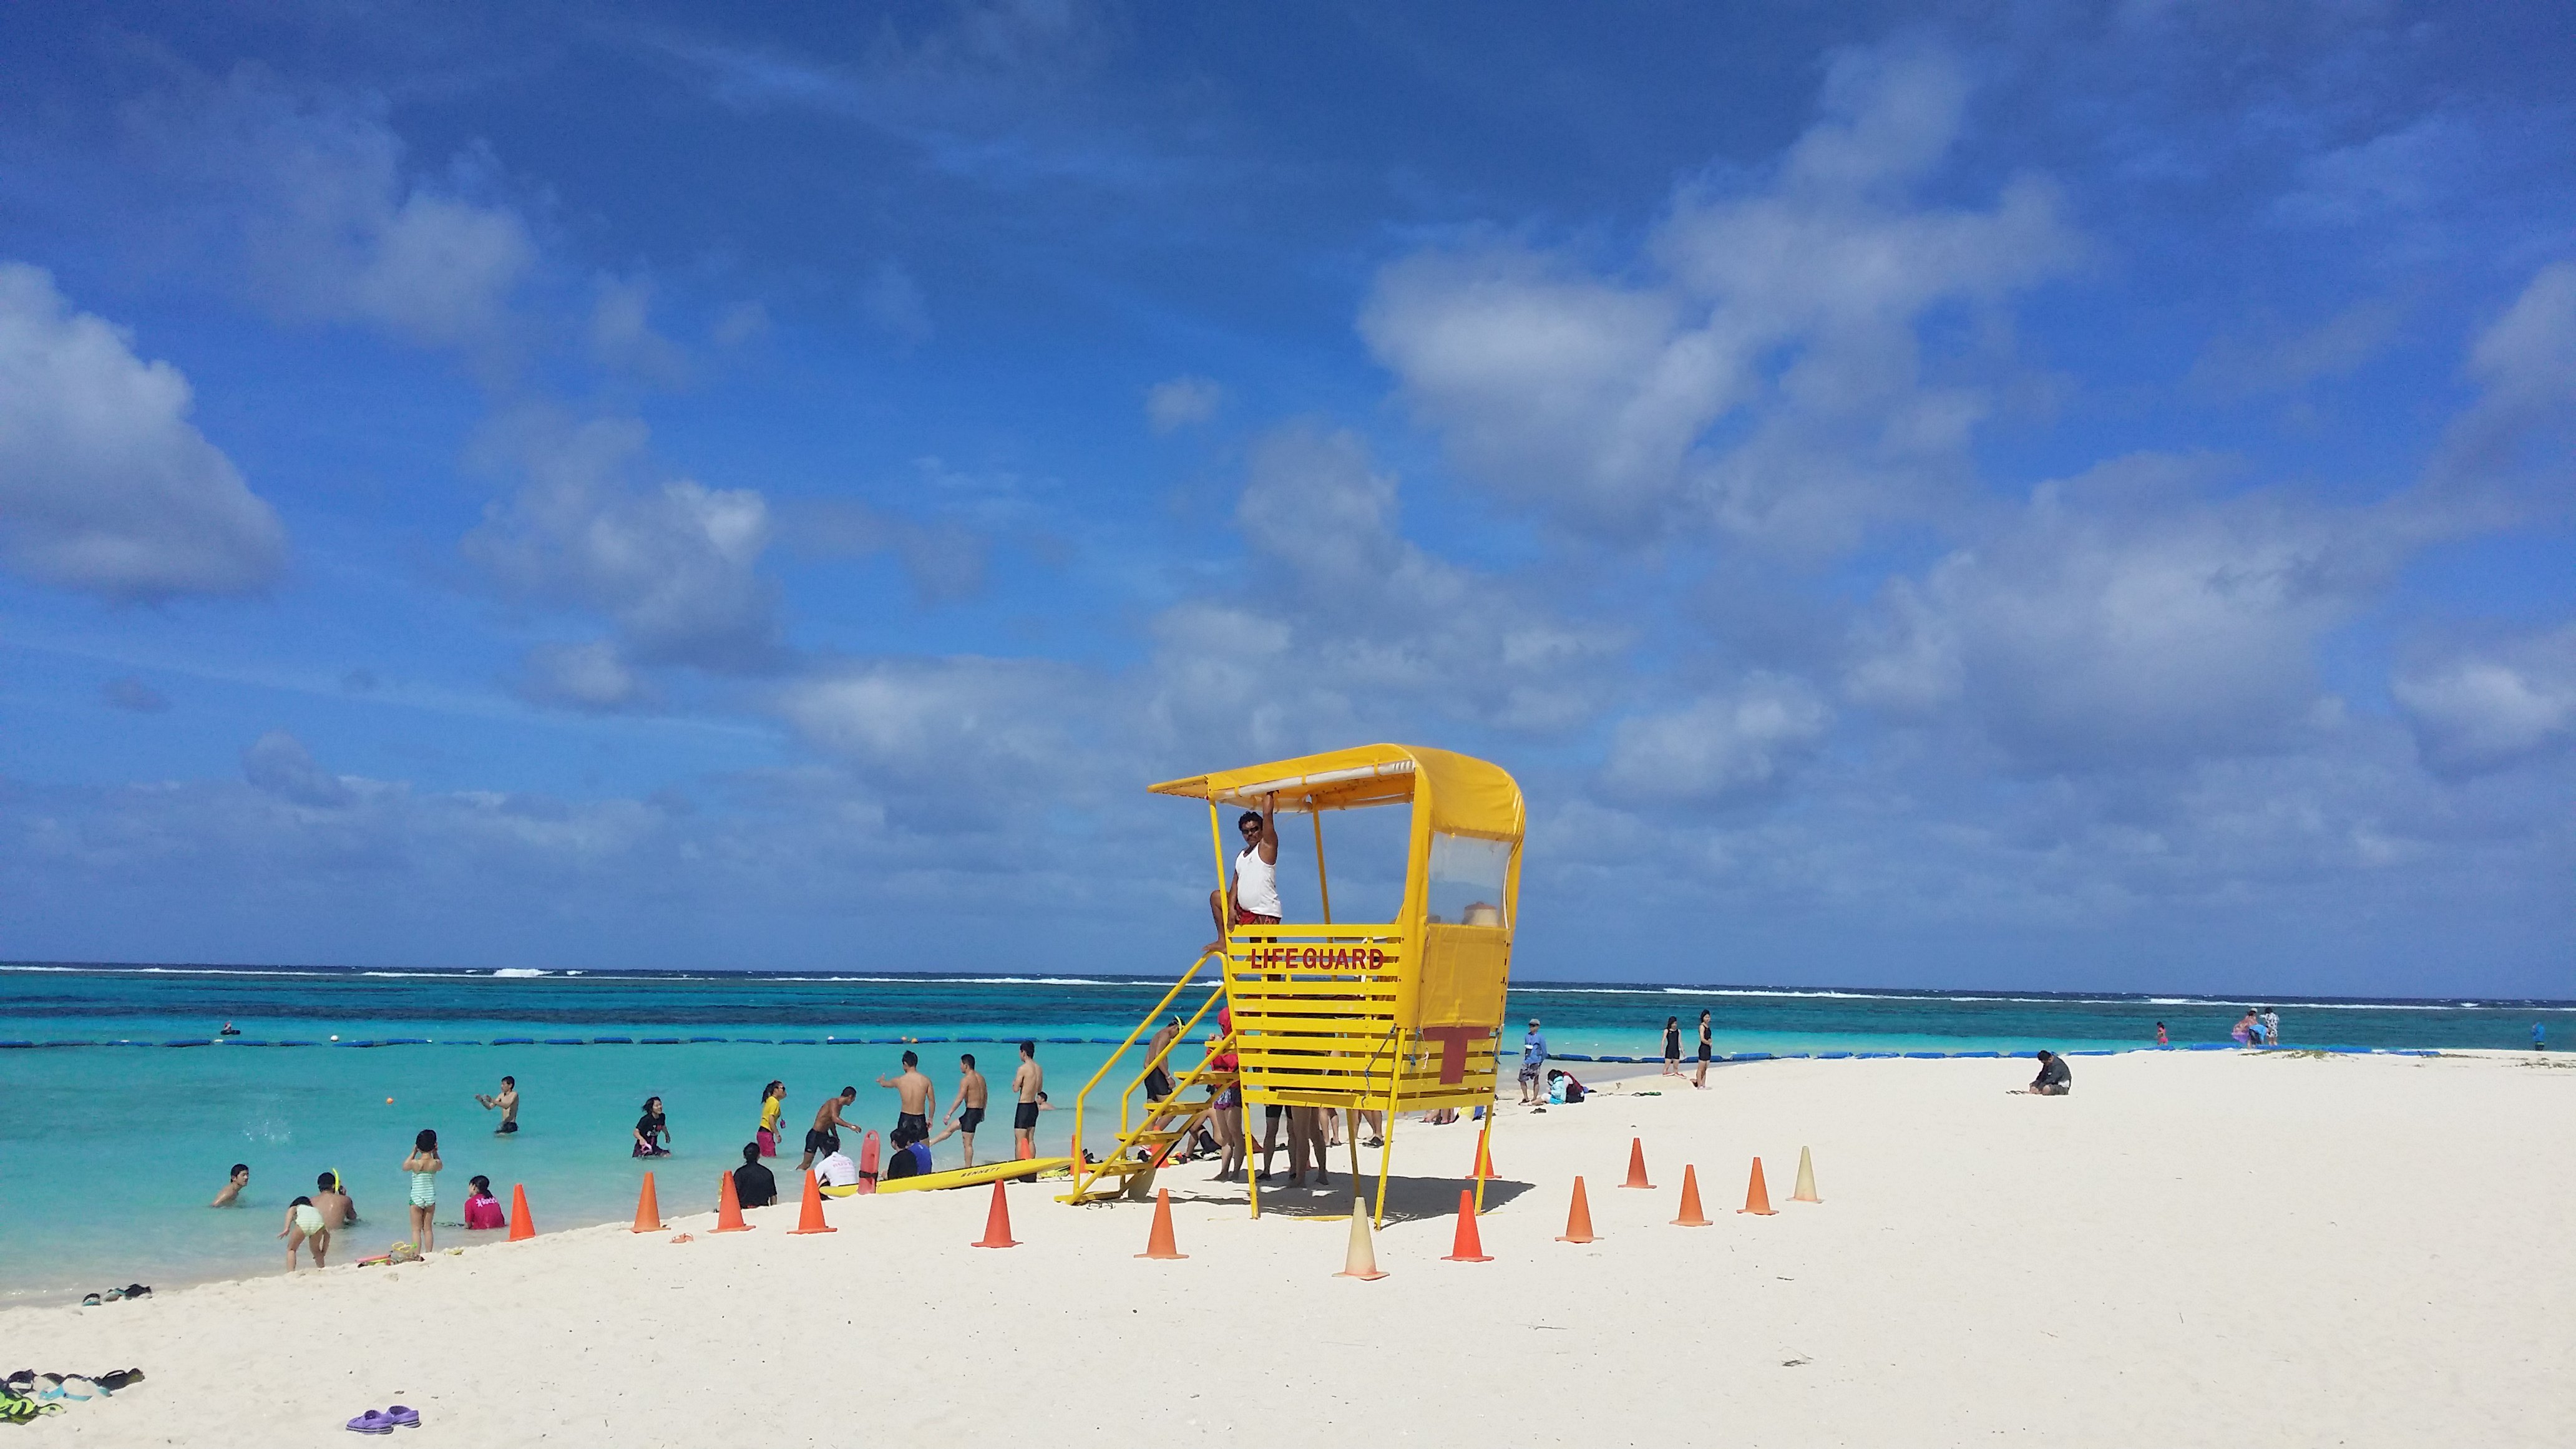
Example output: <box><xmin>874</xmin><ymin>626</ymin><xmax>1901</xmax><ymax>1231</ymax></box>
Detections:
<box><xmin>402</xmin><ymin>1129</ymin><xmax>441</xmax><ymax>1252</ymax></box>
<box><xmin>633</xmin><ymin>1097</ymin><xmax>671</xmax><ymax>1157</ymax></box>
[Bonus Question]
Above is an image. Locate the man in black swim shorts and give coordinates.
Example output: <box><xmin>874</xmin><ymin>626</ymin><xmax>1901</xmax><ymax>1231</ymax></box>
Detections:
<box><xmin>799</xmin><ymin>1086</ymin><xmax>861</xmax><ymax>1173</ymax></box>
<box><xmin>877</xmin><ymin>1050</ymin><xmax>937</xmax><ymax>1149</ymax></box>
<box><xmin>1011</xmin><ymin>1040</ymin><xmax>1045</xmax><ymax>1158</ymax></box>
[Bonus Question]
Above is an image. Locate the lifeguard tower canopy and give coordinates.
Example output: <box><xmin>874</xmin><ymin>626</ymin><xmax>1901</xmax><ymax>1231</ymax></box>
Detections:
<box><xmin>1151</xmin><ymin>743</ymin><xmax>1525</xmax><ymax>1115</ymax></box>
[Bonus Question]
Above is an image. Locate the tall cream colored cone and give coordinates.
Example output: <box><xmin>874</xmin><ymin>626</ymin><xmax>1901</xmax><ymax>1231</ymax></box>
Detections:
<box><xmin>1335</xmin><ymin>1199</ymin><xmax>1388</xmax><ymax>1280</ymax></box>
<box><xmin>1792</xmin><ymin>1146</ymin><xmax>1822</xmax><ymax>1204</ymax></box>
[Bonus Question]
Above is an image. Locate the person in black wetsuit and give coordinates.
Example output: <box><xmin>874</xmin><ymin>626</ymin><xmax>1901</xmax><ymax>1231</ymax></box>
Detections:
<box><xmin>2017</xmin><ymin>1051</ymin><xmax>2072</xmax><ymax>1096</ymax></box>
<box><xmin>1661</xmin><ymin>1015</ymin><xmax>1683</xmax><ymax>1078</ymax></box>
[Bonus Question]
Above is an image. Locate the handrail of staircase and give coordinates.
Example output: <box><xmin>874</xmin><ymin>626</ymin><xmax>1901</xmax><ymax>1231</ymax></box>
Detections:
<box><xmin>1066</xmin><ymin>948</ymin><xmax>1222</xmax><ymax>1179</ymax></box>
<box><xmin>1113</xmin><ymin>981</ymin><xmax>1233</xmax><ymax>1159</ymax></box>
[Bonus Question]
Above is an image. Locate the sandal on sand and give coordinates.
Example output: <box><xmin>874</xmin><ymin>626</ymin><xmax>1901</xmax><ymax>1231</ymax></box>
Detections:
<box><xmin>123</xmin><ymin>1283</ymin><xmax>152</xmax><ymax>1299</ymax></box>
<box><xmin>385</xmin><ymin>1405</ymin><xmax>421</xmax><ymax>1427</ymax></box>
<box><xmin>0</xmin><ymin>1392</ymin><xmax>62</xmax><ymax>1423</ymax></box>
<box><xmin>100</xmin><ymin>1289</ymin><xmax>124</xmax><ymax>1302</ymax></box>
<box><xmin>56</xmin><ymin>1377</ymin><xmax>95</xmax><ymax>1401</ymax></box>
<box><xmin>79</xmin><ymin>1293</ymin><xmax>100</xmax><ymax>1306</ymax></box>
<box><xmin>346</xmin><ymin>1408</ymin><xmax>394</xmax><ymax>1434</ymax></box>
<box><xmin>95</xmin><ymin>1368</ymin><xmax>145</xmax><ymax>1392</ymax></box>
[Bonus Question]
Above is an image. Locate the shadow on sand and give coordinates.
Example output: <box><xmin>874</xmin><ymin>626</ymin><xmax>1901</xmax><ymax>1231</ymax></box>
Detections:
<box><xmin>1111</xmin><ymin>1171</ymin><xmax>1531</xmax><ymax>1226</ymax></box>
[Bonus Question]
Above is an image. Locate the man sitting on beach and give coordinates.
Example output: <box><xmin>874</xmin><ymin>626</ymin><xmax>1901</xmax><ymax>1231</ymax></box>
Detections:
<box><xmin>800</xmin><ymin>1087</ymin><xmax>862</xmax><ymax>1173</ymax></box>
<box><xmin>212</xmin><ymin>1163</ymin><xmax>249</xmax><ymax>1207</ymax></box>
<box><xmin>2015</xmin><ymin>1051</ymin><xmax>2072</xmax><ymax>1096</ymax></box>
<box><xmin>876</xmin><ymin>1051</ymin><xmax>937</xmax><ymax>1150</ymax></box>
<box><xmin>734</xmin><ymin>1141</ymin><xmax>778</xmax><ymax>1208</ymax></box>
<box><xmin>927</xmin><ymin>1053</ymin><xmax>990</xmax><ymax>1167</ymax></box>
<box><xmin>476</xmin><ymin>1076</ymin><xmax>519</xmax><ymax>1134</ymax></box>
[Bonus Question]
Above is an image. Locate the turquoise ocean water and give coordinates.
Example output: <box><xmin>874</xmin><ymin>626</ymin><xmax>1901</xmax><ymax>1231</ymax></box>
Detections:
<box><xmin>2</xmin><ymin>964</ymin><xmax>2565</xmax><ymax>1304</ymax></box>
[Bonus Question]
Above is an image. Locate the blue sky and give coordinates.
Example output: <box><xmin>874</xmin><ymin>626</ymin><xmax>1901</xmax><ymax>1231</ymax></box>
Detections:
<box><xmin>1</xmin><ymin>2</ymin><xmax>2569</xmax><ymax>995</ymax></box>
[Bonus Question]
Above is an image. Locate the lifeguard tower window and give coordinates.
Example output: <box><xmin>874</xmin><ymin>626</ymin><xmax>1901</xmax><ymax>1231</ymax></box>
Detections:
<box><xmin>1425</xmin><ymin>832</ymin><xmax>1511</xmax><ymax>927</ymax></box>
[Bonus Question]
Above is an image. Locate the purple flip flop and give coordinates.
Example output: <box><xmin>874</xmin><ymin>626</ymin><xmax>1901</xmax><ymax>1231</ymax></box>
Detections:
<box><xmin>386</xmin><ymin>1405</ymin><xmax>421</xmax><ymax>1428</ymax></box>
<box><xmin>345</xmin><ymin>1408</ymin><xmax>392</xmax><ymax>1433</ymax></box>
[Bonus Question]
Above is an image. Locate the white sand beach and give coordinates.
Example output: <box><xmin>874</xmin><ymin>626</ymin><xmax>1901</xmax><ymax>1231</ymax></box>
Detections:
<box><xmin>14</xmin><ymin>1050</ymin><xmax>2572</xmax><ymax>1447</ymax></box>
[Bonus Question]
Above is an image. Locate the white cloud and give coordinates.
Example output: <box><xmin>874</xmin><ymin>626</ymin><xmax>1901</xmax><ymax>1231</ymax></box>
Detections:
<box><xmin>1145</xmin><ymin>375</ymin><xmax>1223</xmax><ymax>433</ymax></box>
<box><xmin>0</xmin><ymin>263</ymin><xmax>289</xmax><ymax>600</ymax></box>
<box><xmin>776</xmin><ymin>655</ymin><xmax>1113</xmax><ymax>820</ymax></box>
<box><xmin>1847</xmin><ymin>453</ymin><xmax>2400</xmax><ymax>771</ymax></box>
<box><xmin>1362</xmin><ymin>41</ymin><xmax>2078</xmax><ymax>549</ymax></box>
<box><xmin>2394</xmin><ymin>625</ymin><xmax>2576</xmax><ymax>778</ymax></box>
<box><xmin>465</xmin><ymin>410</ymin><xmax>783</xmax><ymax>675</ymax></box>
<box><xmin>517</xmin><ymin>639</ymin><xmax>654</xmax><ymax>713</ymax></box>
<box><xmin>860</xmin><ymin>261</ymin><xmax>932</xmax><ymax>343</ymax></box>
<box><xmin>1147</xmin><ymin>424</ymin><xmax>1624</xmax><ymax>750</ymax></box>
<box><xmin>155</xmin><ymin>76</ymin><xmax>538</xmax><ymax>349</ymax></box>
<box><xmin>241</xmin><ymin>729</ymin><xmax>355</xmax><ymax>809</ymax></box>
<box><xmin>588</xmin><ymin>273</ymin><xmax>690</xmax><ymax>384</ymax></box>
<box><xmin>1601</xmin><ymin>675</ymin><xmax>1834</xmax><ymax>805</ymax></box>
<box><xmin>2436</xmin><ymin>262</ymin><xmax>2576</xmax><ymax>490</ymax></box>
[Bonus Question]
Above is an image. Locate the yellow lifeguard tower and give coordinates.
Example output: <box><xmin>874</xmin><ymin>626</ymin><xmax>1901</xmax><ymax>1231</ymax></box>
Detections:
<box><xmin>1061</xmin><ymin>744</ymin><xmax>1524</xmax><ymax>1221</ymax></box>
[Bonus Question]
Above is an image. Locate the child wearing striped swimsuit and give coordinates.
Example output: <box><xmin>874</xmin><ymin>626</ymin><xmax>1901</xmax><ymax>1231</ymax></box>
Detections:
<box><xmin>402</xmin><ymin>1129</ymin><xmax>442</xmax><ymax>1254</ymax></box>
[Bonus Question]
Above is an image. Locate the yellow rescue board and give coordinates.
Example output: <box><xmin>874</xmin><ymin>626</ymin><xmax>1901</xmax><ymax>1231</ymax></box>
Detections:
<box><xmin>874</xmin><ymin>1156</ymin><xmax>1073</xmax><ymax>1194</ymax></box>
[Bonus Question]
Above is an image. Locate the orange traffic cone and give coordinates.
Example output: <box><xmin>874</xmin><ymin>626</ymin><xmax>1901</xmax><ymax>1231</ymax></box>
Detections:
<box><xmin>712</xmin><ymin>1170</ymin><xmax>754</xmax><ymax>1232</ymax></box>
<box><xmin>1739</xmin><ymin>1156</ymin><xmax>1777</xmax><ymax>1216</ymax></box>
<box><xmin>1474</xmin><ymin>1130</ymin><xmax>1497</xmax><ymax>1181</ymax></box>
<box><xmin>1792</xmin><ymin>1145</ymin><xmax>1822</xmax><ymax>1204</ymax></box>
<box><xmin>1335</xmin><ymin>1200</ymin><xmax>1387</xmax><ymax>1280</ymax></box>
<box><xmin>972</xmin><ymin>1179</ymin><xmax>1018</xmax><ymax>1249</ymax></box>
<box><xmin>1442</xmin><ymin>1188</ymin><xmax>1493</xmax><ymax>1262</ymax></box>
<box><xmin>786</xmin><ymin>1171</ymin><xmax>836</xmax><ymax>1234</ymax></box>
<box><xmin>1136</xmin><ymin>1188</ymin><xmax>1186</xmax><ymax>1260</ymax></box>
<box><xmin>1672</xmin><ymin>1164</ymin><xmax>1711</xmax><ymax>1226</ymax></box>
<box><xmin>630</xmin><ymin>1171</ymin><xmax>665</xmax><ymax>1232</ymax></box>
<box><xmin>1556</xmin><ymin>1176</ymin><xmax>1596</xmax><ymax>1244</ymax></box>
<box><xmin>506</xmin><ymin>1184</ymin><xmax>535</xmax><ymax>1242</ymax></box>
<box><xmin>1621</xmin><ymin>1136</ymin><xmax>1653</xmax><ymax>1189</ymax></box>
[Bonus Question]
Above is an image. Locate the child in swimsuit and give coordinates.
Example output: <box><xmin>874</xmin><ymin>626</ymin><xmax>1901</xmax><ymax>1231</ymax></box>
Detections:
<box><xmin>281</xmin><ymin>1196</ymin><xmax>330</xmax><ymax>1269</ymax></box>
<box><xmin>403</xmin><ymin>1129</ymin><xmax>442</xmax><ymax>1253</ymax></box>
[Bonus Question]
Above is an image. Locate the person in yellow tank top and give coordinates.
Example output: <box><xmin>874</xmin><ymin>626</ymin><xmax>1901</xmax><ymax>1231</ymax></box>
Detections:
<box><xmin>757</xmin><ymin>1081</ymin><xmax>784</xmax><ymax>1158</ymax></box>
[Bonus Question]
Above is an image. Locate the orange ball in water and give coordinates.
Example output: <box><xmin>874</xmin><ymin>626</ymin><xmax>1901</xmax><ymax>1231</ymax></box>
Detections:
<box><xmin>385</xmin><ymin>1096</ymin><xmax>394</xmax><ymax>1104</ymax></box>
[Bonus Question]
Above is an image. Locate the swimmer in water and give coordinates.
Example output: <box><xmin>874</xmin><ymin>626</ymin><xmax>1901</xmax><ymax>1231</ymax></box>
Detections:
<box><xmin>212</xmin><ymin>1163</ymin><xmax>249</xmax><ymax>1208</ymax></box>
<box><xmin>475</xmin><ymin>1075</ymin><xmax>519</xmax><ymax>1134</ymax></box>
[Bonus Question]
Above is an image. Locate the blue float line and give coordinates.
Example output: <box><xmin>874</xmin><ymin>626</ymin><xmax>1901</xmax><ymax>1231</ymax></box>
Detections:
<box><xmin>544</xmin><ymin>1038</ymin><xmax>585</xmax><ymax>1046</ymax></box>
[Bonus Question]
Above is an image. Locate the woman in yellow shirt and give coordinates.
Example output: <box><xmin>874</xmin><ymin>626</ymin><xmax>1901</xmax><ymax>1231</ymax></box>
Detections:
<box><xmin>757</xmin><ymin>1080</ymin><xmax>785</xmax><ymax>1158</ymax></box>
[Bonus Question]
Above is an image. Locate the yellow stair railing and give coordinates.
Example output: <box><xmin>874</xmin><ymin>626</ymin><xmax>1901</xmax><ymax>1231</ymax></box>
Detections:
<box><xmin>1060</xmin><ymin>952</ymin><xmax>1232</xmax><ymax>1204</ymax></box>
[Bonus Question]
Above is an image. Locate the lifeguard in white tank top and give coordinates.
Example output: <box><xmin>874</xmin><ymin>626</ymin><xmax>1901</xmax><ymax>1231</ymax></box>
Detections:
<box><xmin>1234</xmin><ymin>841</ymin><xmax>1281</xmax><ymax>919</ymax></box>
<box><xmin>1209</xmin><ymin>796</ymin><xmax>1282</xmax><ymax>944</ymax></box>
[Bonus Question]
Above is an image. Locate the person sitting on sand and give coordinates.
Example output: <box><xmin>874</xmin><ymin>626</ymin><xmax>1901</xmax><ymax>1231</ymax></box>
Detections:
<box><xmin>462</xmin><ymin>1175</ymin><xmax>505</xmax><ymax>1230</ymax></box>
<box><xmin>814</xmin><ymin>1148</ymin><xmax>861</xmax><ymax>1190</ymax></box>
<box><xmin>876</xmin><ymin>1051</ymin><xmax>937</xmax><ymax>1150</ymax></box>
<box><xmin>926</xmin><ymin>1053</ymin><xmax>990</xmax><ymax>1167</ymax></box>
<box><xmin>801</xmin><ymin>1087</ymin><xmax>861</xmax><ymax>1173</ymax></box>
<box><xmin>734</xmin><ymin>1141</ymin><xmax>778</xmax><ymax>1208</ymax></box>
<box><xmin>281</xmin><ymin>1195</ymin><xmax>329</xmax><ymax>1269</ymax></box>
<box><xmin>1546</xmin><ymin>1068</ymin><xmax>1588</xmax><ymax>1104</ymax></box>
<box><xmin>2014</xmin><ymin>1051</ymin><xmax>2072</xmax><ymax>1096</ymax></box>
<box><xmin>313</xmin><ymin>1171</ymin><xmax>356</xmax><ymax>1231</ymax></box>
<box><xmin>403</xmin><ymin>1129</ymin><xmax>442</xmax><ymax>1253</ymax></box>
<box><xmin>476</xmin><ymin>1076</ymin><xmax>519</xmax><ymax>1134</ymax></box>
<box><xmin>212</xmin><ymin>1163</ymin><xmax>250</xmax><ymax>1208</ymax></box>
<box><xmin>633</xmin><ymin>1096</ymin><xmax>672</xmax><ymax>1158</ymax></box>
